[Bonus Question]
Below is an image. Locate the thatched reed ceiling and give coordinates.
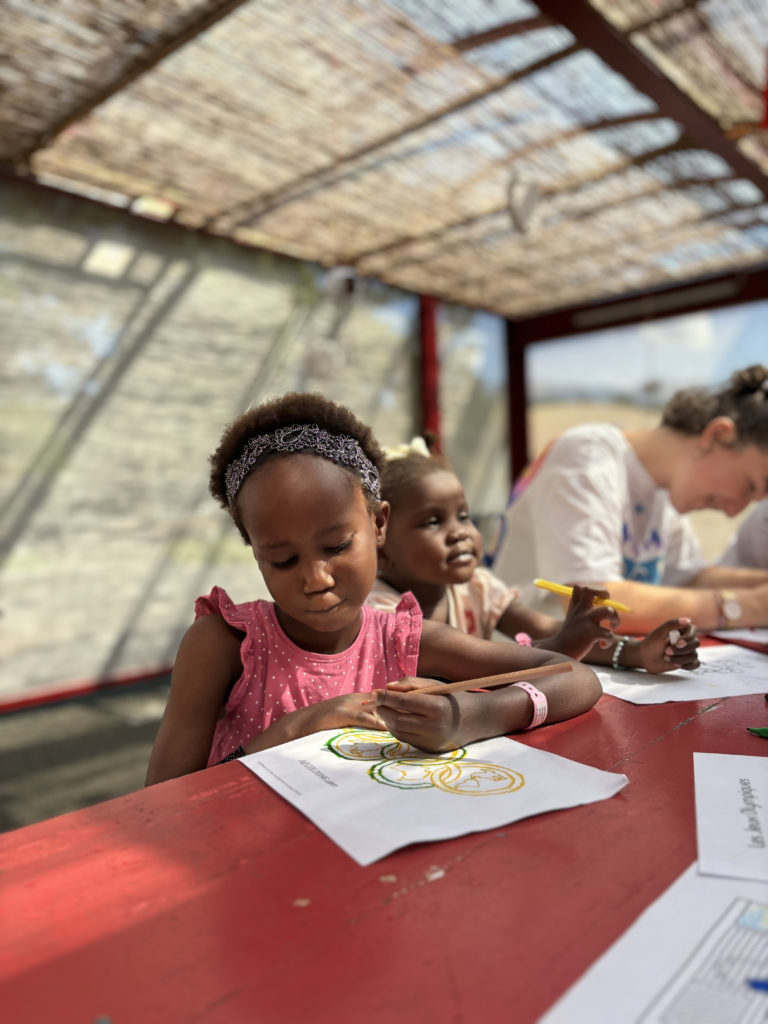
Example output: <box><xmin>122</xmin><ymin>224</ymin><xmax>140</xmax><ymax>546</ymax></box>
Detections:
<box><xmin>2</xmin><ymin>0</ymin><xmax>767</xmax><ymax>321</ymax></box>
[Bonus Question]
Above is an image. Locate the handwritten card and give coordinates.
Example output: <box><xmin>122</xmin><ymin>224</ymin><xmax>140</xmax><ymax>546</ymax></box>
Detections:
<box><xmin>595</xmin><ymin>643</ymin><xmax>768</xmax><ymax>705</ymax></box>
<box><xmin>242</xmin><ymin>729</ymin><xmax>628</xmax><ymax>866</ymax></box>
<box><xmin>694</xmin><ymin>752</ymin><xmax>768</xmax><ymax>883</ymax></box>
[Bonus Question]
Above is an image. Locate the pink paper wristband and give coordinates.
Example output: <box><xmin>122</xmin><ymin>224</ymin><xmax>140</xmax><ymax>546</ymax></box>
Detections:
<box><xmin>512</xmin><ymin>681</ymin><xmax>548</xmax><ymax>730</ymax></box>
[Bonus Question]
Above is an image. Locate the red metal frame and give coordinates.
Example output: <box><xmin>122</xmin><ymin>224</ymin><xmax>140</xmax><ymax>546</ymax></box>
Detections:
<box><xmin>505</xmin><ymin>319</ymin><xmax>529</xmax><ymax>481</ymax></box>
<box><xmin>0</xmin><ymin>665</ymin><xmax>172</xmax><ymax>715</ymax></box>
<box><xmin>418</xmin><ymin>294</ymin><xmax>441</xmax><ymax>447</ymax></box>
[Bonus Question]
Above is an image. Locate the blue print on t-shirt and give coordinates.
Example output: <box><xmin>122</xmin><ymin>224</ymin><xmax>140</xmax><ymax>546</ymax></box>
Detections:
<box><xmin>623</xmin><ymin>556</ymin><xmax>661</xmax><ymax>584</ymax></box>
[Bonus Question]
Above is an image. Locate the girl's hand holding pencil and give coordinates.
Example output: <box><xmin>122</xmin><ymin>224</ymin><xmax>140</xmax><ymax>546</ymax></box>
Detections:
<box><xmin>533</xmin><ymin>581</ymin><xmax>699</xmax><ymax>672</ymax></box>
<box><xmin>535</xmin><ymin>578</ymin><xmax>632</xmax><ymax>613</ymax></box>
<box><xmin>365</xmin><ymin>663</ymin><xmax>574</xmax><ymax>753</ymax></box>
<box><xmin>538</xmin><ymin>583</ymin><xmax>621</xmax><ymax>662</ymax></box>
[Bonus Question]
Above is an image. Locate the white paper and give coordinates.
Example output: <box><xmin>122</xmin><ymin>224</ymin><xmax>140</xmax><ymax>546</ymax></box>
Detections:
<box><xmin>596</xmin><ymin>643</ymin><xmax>768</xmax><ymax>705</ymax></box>
<box><xmin>709</xmin><ymin>628</ymin><xmax>768</xmax><ymax>646</ymax></box>
<box><xmin>542</xmin><ymin>864</ymin><xmax>768</xmax><ymax>1024</ymax></box>
<box><xmin>695</xmin><ymin>753</ymin><xmax>768</xmax><ymax>883</ymax></box>
<box><xmin>242</xmin><ymin>729</ymin><xmax>628</xmax><ymax>866</ymax></box>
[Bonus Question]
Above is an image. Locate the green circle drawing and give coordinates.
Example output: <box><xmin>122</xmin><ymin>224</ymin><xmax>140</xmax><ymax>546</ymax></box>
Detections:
<box><xmin>325</xmin><ymin>728</ymin><xmax>465</xmax><ymax>762</ymax></box>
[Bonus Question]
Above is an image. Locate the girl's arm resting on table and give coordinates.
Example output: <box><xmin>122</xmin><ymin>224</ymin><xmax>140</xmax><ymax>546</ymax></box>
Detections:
<box><xmin>415</xmin><ymin>619</ymin><xmax>573</xmax><ymax>678</ymax></box>
<box><xmin>145</xmin><ymin>614</ymin><xmax>245</xmax><ymax>785</ymax></box>
<box><xmin>495</xmin><ymin>599</ymin><xmax>561</xmax><ymax>640</ymax></box>
<box><xmin>571</xmin><ymin>578</ymin><xmax>768</xmax><ymax>634</ymax></box>
<box><xmin>370</xmin><ymin>621</ymin><xmax>602</xmax><ymax>753</ymax></box>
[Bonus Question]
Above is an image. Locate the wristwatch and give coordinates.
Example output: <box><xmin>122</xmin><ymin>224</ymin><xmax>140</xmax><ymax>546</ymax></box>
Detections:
<box><xmin>715</xmin><ymin>590</ymin><xmax>742</xmax><ymax>628</ymax></box>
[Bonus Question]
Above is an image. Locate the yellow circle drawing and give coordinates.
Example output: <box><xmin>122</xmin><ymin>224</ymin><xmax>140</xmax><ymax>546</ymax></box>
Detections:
<box><xmin>325</xmin><ymin>728</ymin><xmax>465</xmax><ymax>763</ymax></box>
<box><xmin>370</xmin><ymin>758</ymin><xmax>524</xmax><ymax>796</ymax></box>
<box><xmin>429</xmin><ymin>760</ymin><xmax>524</xmax><ymax>795</ymax></box>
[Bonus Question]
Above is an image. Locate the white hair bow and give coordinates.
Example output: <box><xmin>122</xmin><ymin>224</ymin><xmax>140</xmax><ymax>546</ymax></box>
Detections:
<box><xmin>383</xmin><ymin>436</ymin><xmax>431</xmax><ymax>461</ymax></box>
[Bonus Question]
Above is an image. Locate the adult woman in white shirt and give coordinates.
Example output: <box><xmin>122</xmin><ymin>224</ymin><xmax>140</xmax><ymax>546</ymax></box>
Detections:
<box><xmin>493</xmin><ymin>365</ymin><xmax>768</xmax><ymax>633</ymax></box>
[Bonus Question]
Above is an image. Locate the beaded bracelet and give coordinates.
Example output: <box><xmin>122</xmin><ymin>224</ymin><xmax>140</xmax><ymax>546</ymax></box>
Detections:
<box><xmin>612</xmin><ymin>637</ymin><xmax>628</xmax><ymax>670</ymax></box>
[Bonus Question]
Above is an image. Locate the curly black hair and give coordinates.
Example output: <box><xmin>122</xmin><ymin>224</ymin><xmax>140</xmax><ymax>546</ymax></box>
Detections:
<box><xmin>210</xmin><ymin>392</ymin><xmax>386</xmax><ymax>543</ymax></box>
<box><xmin>661</xmin><ymin>364</ymin><xmax>768</xmax><ymax>448</ymax></box>
<box><xmin>380</xmin><ymin>433</ymin><xmax>453</xmax><ymax>506</ymax></box>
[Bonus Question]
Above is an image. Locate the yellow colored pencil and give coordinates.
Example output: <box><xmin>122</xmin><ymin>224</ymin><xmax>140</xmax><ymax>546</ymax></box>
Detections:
<box><xmin>534</xmin><ymin>578</ymin><xmax>632</xmax><ymax>614</ymax></box>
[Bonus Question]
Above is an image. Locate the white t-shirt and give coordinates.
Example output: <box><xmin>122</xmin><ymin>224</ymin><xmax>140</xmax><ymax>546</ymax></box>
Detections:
<box><xmin>492</xmin><ymin>423</ymin><xmax>706</xmax><ymax>612</ymax></box>
<box><xmin>718</xmin><ymin>499</ymin><xmax>768</xmax><ymax>569</ymax></box>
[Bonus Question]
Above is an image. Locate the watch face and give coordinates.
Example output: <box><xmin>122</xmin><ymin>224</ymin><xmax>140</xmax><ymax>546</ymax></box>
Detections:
<box><xmin>723</xmin><ymin>597</ymin><xmax>742</xmax><ymax>620</ymax></box>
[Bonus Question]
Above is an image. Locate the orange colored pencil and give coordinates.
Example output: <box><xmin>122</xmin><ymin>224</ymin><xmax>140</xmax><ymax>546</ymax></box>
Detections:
<box><xmin>407</xmin><ymin>660</ymin><xmax>573</xmax><ymax>696</ymax></box>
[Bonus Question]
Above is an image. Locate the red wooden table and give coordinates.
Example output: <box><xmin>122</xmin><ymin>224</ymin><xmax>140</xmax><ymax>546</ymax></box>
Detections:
<box><xmin>2</xmin><ymin>689</ymin><xmax>766</xmax><ymax>1024</ymax></box>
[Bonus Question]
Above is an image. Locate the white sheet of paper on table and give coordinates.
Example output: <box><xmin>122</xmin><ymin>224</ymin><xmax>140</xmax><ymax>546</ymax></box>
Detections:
<box><xmin>709</xmin><ymin>627</ymin><xmax>768</xmax><ymax>645</ymax></box>
<box><xmin>694</xmin><ymin>752</ymin><xmax>768</xmax><ymax>884</ymax></box>
<box><xmin>241</xmin><ymin>729</ymin><xmax>628</xmax><ymax>866</ymax></box>
<box><xmin>595</xmin><ymin>642</ymin><xmax>768</xmax><ymax>705</ymax></box>
<box><xmin>541</xmin><ymin>863</ymin><xmax>768</xmax><ymax>1024</ymax></box>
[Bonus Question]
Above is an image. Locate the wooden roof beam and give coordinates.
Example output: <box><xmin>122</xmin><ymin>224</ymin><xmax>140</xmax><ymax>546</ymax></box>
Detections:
<box><xmin>18</xmin><ymin>0</ymin><xmax>251</xmax><ymax>163</ymax></box>
<box><xmin>452</xmin><ymin>16</ymin><xmax>554</xmax><ymax>52</ymax></box>
<box><xmin>510</xmin><ymin>263</ymin><xmax>768</xmax><ymax>343</ymax></box>
<box><xmin>533</xmin><ymin>0</ymin><xmax>767</xmax><ymax>198</ymax></box>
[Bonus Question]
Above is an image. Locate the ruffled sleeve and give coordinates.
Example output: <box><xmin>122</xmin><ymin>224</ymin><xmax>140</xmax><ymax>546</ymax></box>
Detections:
<box><xmin>194</xmin><ymin>585</ymin><xmax>251</xmax><ymax>628</ymax></box>
<box><xmin>194</xmin><ymin>586</ymin><xmax>255</xmax><ymax>716</ymax></box>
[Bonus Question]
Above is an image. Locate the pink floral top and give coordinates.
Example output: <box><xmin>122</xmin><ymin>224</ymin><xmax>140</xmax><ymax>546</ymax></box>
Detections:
<box><xmin>196</xmin><ymin>586</ymin><xmax>422</xmax><ymax>765</ymax></box>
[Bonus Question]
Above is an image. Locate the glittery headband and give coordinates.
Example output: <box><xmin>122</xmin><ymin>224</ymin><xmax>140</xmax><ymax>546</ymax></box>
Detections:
<box><xmin>224</xmin><ymin>423</ymin><xmax>381</xmax><ymax>506</ymax></box>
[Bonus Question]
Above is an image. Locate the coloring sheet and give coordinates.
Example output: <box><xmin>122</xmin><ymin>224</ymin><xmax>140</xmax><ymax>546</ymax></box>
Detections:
<box><xmin>694</xmin><ymin>753</ymin><xmax>768</xmax><ymax>884</ymax></box>
<box><xmin>241</xmin><ymin>729</ymin><xmax>628</xmax><ymax>866</ymax></box>
<box><xmin>595</xmin><ymin>643</ymin><xmax>768</xmax><ymax>705</ymax></box>
<box><xmin>541</xmin><ymin>864</ymin><xmax>768</xmax><ymax>1024</ymax></box>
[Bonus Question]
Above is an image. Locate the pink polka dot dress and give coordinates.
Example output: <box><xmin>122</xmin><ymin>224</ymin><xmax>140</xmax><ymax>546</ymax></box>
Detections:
<box><xmin>196</xmin><ymin>586</ymin><xmax>422</xmax><ymax>766</ymax></box>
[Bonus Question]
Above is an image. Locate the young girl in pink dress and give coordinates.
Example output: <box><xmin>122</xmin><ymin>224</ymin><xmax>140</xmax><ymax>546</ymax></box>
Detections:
<box><xmin>146</xmin><ymin>393</ymin><xmax>603</xmax><ymax>784</ymax></box>
<box><xmin>367</xmin><ymin>438</ymin><xmax>699</xmax><ymax>674</ymax></box>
